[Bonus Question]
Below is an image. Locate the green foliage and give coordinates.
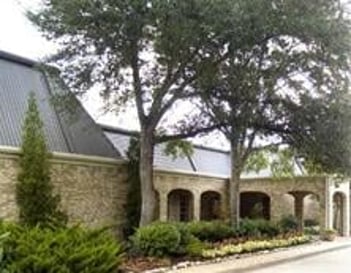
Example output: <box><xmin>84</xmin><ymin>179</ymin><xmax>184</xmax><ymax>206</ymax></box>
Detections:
<box><xmin>131</xmin><ymin>222</ymin><xmax>206</xmax><ymax>257</ymax></box>
<box><xmin>163</xmin><ymin>140</ymin><xmax>194</xmax><ymax>160</ymax></box>
<box><xmin>304</xmin><ymin>218</ymin><xmax>319</xmax><ymax>227</ymax></box>
<box><xmin>279</xmin><ymin>215</ymin><xmax>299</xmax><ymax>233</ymax></box>
<box><xmin>16</xmin><ymin>92</ymin><xmax>66</xmax><ymax>227</ymax></box>
<box><xmin>270</xmin><ymin>149</ymin><xmax>296</xmax><ymax>178</ymax></box>
<box><xmin>0</xmin><ymin>223</ymin><xmax>124</xmax><ymax>273</ymax></box>
<box><xmin>185</xmin><ymin>221</ymin><xmax>236</xmax><ymax>242</ymax></box>
<box><xmin>238</xmin><ymin>219</ymin><xmax>280</xmax><ymax>238</ymax></box>
<box><xmin>131</xmin><ymin>222</ymin><xmax>181</xmax><ymax>257</ymax></box>
<box><xmin>124</xmin><ymin>137</ymin><xmax>141</xmax><ymax>237</ymax></box>
<box><xmin>244</xmin><ymin>150</ymin><xmax>270</xmax><ymax>174</ymax></box>
<box><xmin>0</xmin><ymin>232</ymin><xmax>10</xmax><ymax>273</ymax></box>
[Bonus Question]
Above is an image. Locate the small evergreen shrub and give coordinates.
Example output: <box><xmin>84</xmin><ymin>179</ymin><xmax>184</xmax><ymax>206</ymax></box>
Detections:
<box><xmin>279</xmin><ymin>215</ymin><xmax>299</xmax><ymax>233</ymax></box>
<box><xmin>186</xmin><ymin>221</ymin><xmax>236</xmax><ymax>242</ymax></box>
<box><xmin>131</xmin><ymin>222</ymin><xmax>181</xmax><ymax>257</ymax></box>
<box><xmin>238</xmin><ymin>219</ymin><xmax>280</xmax><ymax>238</ymax></box>
<box><xmin>16</xmin><ymin>92</ymin><xmax>67</xmax><ymax>227</ymax></box>
<box><xmin>304</xmin><ymin>218</ymin><xmax>319</xmax><ymax>227</ymax></box>
<box><xmin>0</xmin><ymin>223</ymin><xmax>123</xmax><ymax>273</ymax></box>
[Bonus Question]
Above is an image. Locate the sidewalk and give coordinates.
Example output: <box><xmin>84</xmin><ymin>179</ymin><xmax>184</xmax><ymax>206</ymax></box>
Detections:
<box><xmin>171</xmin><ymin>237</ymin><xmax>351</xmax><ymax>273</ymax></box>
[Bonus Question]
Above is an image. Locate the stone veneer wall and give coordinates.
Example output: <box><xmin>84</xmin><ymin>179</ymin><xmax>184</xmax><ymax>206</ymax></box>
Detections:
<box><xmin>0</xmin><ymin>146</ymin><xmax>128</xmax><ymax>237</ymax></box>
<box><xmin>154</xmin><ymin>169</ymin><xmax>327</xmax><ymax>224</ymax></box>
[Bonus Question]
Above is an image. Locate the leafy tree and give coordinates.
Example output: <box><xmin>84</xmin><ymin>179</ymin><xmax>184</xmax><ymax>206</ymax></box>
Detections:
<box><xmin>198</xmin><ymin>0</ymin><xmax>351</xmax><ymax>226</ymax></box>
<box><xmin>28</xmin><ymin>0</ymin><xmax>231</xmax><ymax>225</ymax></box>
<box><xmin>16</xmin><ymin>92</ymin><xmax>67</xmax><ymax>227</ymax></box>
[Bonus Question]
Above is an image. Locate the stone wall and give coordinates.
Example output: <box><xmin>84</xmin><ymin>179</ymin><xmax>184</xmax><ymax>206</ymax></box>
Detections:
<box><xmin>0</xmin><ymin>146</ymin><xmax>128</xmax><ymax>237</ymax></box>
<box><xmin>154</xmin><ymin>169</ymin><xmax>327</xmax><ymax>224</ymax></box>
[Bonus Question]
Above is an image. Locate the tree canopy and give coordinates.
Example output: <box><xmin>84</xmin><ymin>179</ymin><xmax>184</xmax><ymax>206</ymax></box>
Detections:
<box><xmin>29</xmin><ymin>0</ymin><xmax>351</xmax><ymax>226</ymax></box>
<box><xmin>196</xmin><ymin>0</ymin><xmax>351</xmax><ymax>225</ymax></box>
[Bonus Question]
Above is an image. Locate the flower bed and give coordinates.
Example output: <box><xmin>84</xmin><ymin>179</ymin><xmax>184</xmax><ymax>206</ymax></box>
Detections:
<box><xmin>202</xmin><ymin>235</ymin><xmax>310</xmax><ymax>258</ymax></box>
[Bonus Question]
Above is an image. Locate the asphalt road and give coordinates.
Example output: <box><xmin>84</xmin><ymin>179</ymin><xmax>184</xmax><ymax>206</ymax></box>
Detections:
<box><xmin>245</xmin><ymin>247</ymin><xmax>351</xmax><ymax>273</ymax></box>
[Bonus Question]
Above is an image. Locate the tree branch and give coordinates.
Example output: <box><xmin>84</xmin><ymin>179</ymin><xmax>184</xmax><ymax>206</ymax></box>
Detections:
<box><xmin>155</xmin><ymin>123</ymin><xmax>224</xmax><ymax>143</ymax></box>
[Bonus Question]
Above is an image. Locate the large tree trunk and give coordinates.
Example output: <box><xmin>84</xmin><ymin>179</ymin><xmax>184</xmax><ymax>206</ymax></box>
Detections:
<box><xmin>139</xmin><ymin>127</ymin><xmax>157</xmax><ymax>226</ymax></box>
<box><xmin>229</xmin><ymin>140</ymin><xmax>241</xmax><ymax>228</ymax></box>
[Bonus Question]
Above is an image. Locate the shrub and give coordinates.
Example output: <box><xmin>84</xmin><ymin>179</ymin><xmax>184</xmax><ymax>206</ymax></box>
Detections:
<box><xmin>186</xmin><ymin>221</ymin><xmax>236</xmax><ymax>242</ymax></box>
<box><xmin>304</xmin><ymin>218</ymin><xmax>319</xmax><ymax>227</ymax></box>
<box><xmin>16</xmin><ymin>93</ymin><xmax>66</xmax><ymax>227</ymax></box>
<box><xmin>279</xmin><ymin>215</ymin><xmax>299</xmax><ymax>233</ymax></box>
<box><xmin>131</xmin><ymin>222</ymin><xmax>181</xmax><ymax>257</ymax></box>
<box><xmin>238</xmin><ymin>219</ymin><xmax>280</xmax><ymax>238</ymax></box>
<box><xmin>0</xmin><ymin>223</ymin><xmax>123</xmax><ymax>273</ymax></box>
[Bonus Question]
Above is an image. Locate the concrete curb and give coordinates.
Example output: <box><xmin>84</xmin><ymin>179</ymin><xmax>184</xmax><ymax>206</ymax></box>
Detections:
<box><xmin>220</xmin><ymin>242</ymin><xmax>351</xmax><ymax>273</ymax></box>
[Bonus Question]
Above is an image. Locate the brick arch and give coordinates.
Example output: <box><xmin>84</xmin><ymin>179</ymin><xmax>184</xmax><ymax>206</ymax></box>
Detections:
<box><xmin>200</xmin><ymin>191</ymin><xmax>222</xmax><ymax>221</ymax></box>
<box><xmin>333</xmin><ymin>191</ymin><xmax>347</xmax><ymax>234</ymax></box>
<box><xmin>240</xmin><ymin>191</ymin><xmax>271</xmax><ymax>220</ymax></box>
<box><xmin>167</xmin><ymin>189</ymin><xmax>194</xmax><ymax>222</ymax></box>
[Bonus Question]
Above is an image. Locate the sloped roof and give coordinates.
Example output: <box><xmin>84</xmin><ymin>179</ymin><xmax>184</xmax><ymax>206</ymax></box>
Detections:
<box><xmin>102</xmin><ymin>124</ymin><xmax>231</xmax><ymax>176</ymax></box>
<box><xmin>0</xmin><ymin>50</ymin><xmax>119</xmax><ymax>158</ymax></box>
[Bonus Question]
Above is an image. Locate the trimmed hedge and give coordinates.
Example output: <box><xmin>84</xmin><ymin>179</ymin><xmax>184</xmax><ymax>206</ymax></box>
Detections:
<box><xmin>238</xmin><ymin>219</ymin><xmax>280</xmax><ymax>238</ymax></box>
<box><xmin>0</xmin><ymin>223</ymin><xmax>124</xmax><ymax>273</ymax></box>
<box><xmin>185</xmin><ymin>221</ymin><xmax>236</xmax><ymax>242</ymax></box>
<box><xmin>131</xmin><ymin>222</ymin><xmax>205</xmax><ymax>257</ymax></box>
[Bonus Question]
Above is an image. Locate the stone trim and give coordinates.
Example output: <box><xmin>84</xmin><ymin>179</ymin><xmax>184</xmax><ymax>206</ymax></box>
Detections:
<box><xmin>0</xmin><ymin>145</ymin><xmax>126</xmax><ymax>167</ymax></box>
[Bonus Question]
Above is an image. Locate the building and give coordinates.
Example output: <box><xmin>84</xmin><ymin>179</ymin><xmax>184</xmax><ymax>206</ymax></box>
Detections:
<box><xmin>0</xmin><ymin>50</ymin><xmax>349</xmax><ymax>236</ymax></box>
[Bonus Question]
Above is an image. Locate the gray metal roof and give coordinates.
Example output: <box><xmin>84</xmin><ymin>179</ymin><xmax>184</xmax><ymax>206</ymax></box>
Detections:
<box><xmin>102</xmin><ymin>125</ymin><xmax>231</xmax><ymax>176</ymax></box>
<box><xmin>0</xmin><ymin>50</ymin><xmax>119</xmax><ymax>158</ymax></box>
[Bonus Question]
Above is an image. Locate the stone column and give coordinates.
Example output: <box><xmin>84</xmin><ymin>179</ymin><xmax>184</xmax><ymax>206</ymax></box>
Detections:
<box><xmin>159</xmin><ymin>192</ymin><xmax>168</xmax><ymax>221</ymax></box>
<box><xmin>293</xmin><ymin>193</ymin><xmax>305</xmax><ymax>232</ymax></box>
<box><xmin>343</xmin><ymin>194</ymin><xmax>350</xmax><ymax>236</ymax></box>
<box><xmin>193</xmin><ymin>192</ymin><xmax>201</xmax><ymax>221</ymax></box>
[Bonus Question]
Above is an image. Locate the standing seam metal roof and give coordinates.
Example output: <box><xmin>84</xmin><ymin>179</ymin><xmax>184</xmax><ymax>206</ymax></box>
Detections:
<box><xmin>102</xmin><ymin>124</ymin><xmax>231</xmax><ymax>176</ymax></box>
<box><xmin>0</xmin><ymin>50</ymin><xmax>119</xmax><ymax>158</ymax></box>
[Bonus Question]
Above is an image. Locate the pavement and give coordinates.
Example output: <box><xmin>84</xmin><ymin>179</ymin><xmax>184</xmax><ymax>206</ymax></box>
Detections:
<box><xmin>246</xmin><ymin>246</ymin><xmax>351</xmax><ymax>273</ymax></box>
<box><xmin>171</xmin><ymin>237</ymin><xmax>351</xmax><ymax>273</ymax></box>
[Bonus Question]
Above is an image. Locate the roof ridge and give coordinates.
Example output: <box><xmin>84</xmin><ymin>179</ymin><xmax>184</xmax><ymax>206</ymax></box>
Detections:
<box><xmin>0</xmin><ymin>50</ymin><xmax>38</xmax><ymax>67</ymax></box>
<box><xmin>99</xmin><ymin>123</ymin><xmax>230</xmax><ymax>154</ymax></box>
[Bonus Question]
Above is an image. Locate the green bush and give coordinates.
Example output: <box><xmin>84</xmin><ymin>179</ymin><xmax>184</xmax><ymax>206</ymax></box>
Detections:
<box><xmin>304</xmin><ymin>218</ymin><xmax>319</xmax><ymax>227</ymax></box>
<box><xmin>238</xmin><ymin>219</ymin><xmax>280</xmax><ymax>238</ymax></box>
<box><xmin>0</xmin><ymin>223</ymin><xmax>123</xmax><ymax>273</ymax></box>
<box><xmin>186</xmin><ymin>221</ymin><xmax>236</xmax><ymax>242</ymax></box>
<box><xmin>279</xmin><ymin>215</ymin><xmax>299</xmax><ymax>233</ymax></box>
<box><xmin>131</xmin><ymin>222</ymin><xmax>181</xmax><ymax>257</ymax></box>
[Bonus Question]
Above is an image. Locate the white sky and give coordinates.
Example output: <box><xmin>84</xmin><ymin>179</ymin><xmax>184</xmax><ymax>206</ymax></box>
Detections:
<box><xmin>0</xmin><ymin>0</ymin><xmax>142</xmax><ymax>130</ymax></box>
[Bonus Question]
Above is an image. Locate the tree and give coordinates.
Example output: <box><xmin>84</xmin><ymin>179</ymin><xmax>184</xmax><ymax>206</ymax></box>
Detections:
<box><xmin>28</xmin><ymin>0</ymin><xmax>232</xmax><ymax>225</ymax></box>
<box><xmin>124</xmin><ymin>137</ymin><xmax>141</xmax><ymax>236</ymax></box>
<box><xmin>197</xmin><ymin>0</ymin><xmax>351</xmax><ymax>226</ymax></box>
<box><xmin>16</xmin><ymin>92</ymin><xmax>66</xmax><ymax>227</ymax></box>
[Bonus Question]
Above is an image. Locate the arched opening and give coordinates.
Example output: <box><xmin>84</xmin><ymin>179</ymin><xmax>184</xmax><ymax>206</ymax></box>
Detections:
<box><xmin>285</xmin><ymin>191</ymin><xmax>321</xmax><ymax>232</ymax></box>
<box><xmin>333</xmin><ymin>192</ymin><xmax>346</xmax><ymax>235</ymax></box>
<box><xmin>240</xmin><ymin>192</ymin><xmax>270</xmax><ymax>220</ymax></box>
<box><xmin>200</xmin><ymin>191</ymin><xmax>222</xmax><ymax>221</ymax></box>
<box><xmin>167</xmin><ymin>189</ymin><xmax>194</xmax><ymax>222</ymax></box>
